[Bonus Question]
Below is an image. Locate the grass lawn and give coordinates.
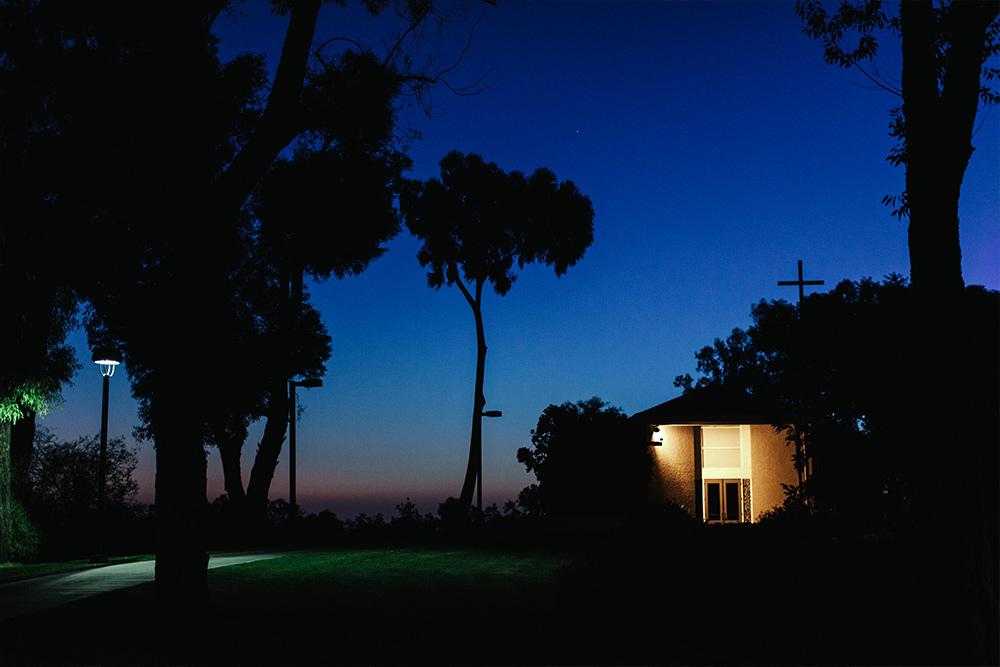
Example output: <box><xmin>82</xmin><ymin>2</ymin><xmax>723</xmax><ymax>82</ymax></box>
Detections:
<box><xmin>0</xmin><ymin>548</ymin><xmax>588</xmax><ymax>665</ymax></box>
<box><xmin>214</xmin><ymin>549</ymin><xmax>576</xmax><ymax>663</ymax></box>
<box><xmin>0</xmin><ymin>554</ymin><xmax>154</xmax><ymax>585</ymax></box>
<box><xmin>0</xmin><ymin>541</ymin><xmax>963</xmax><ymax>665</ymax></box>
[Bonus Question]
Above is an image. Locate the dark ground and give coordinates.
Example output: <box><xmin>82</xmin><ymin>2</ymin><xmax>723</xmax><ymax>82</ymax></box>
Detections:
<box><xmin>0</xmin><ymin>527</ymin><xmax>985</xmax><ymax>666</ymax></box>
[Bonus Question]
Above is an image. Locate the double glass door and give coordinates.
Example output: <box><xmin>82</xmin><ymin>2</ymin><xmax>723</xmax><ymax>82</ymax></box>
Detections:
<box><xmin>704</xmin><ymin>479</ymin><xmax>742</xmax><ymax>523</ymax></box>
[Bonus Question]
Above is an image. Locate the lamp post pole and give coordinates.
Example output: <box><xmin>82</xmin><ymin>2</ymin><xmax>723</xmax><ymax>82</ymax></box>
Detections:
<box><xmin>96</xmin><ymin>371</ymin><xmax>109</xmax><ymax>559</ymax></box>
<box><xmin>479</xmin><ymin>409</ymin><xmax>502</xmax><ymax>515</ymax></box>
<box><xmin>288</xmin><ymin>377</ymin><xmax>322</xmax><ymax>514</ymax></box>
<box><xmin>91</xmin><ymin>347</ymin><xmax>121</xmax><ymax>563</ymax></box>
<box><xmin>288</xmin><ymin>381</ymin><xmax>297</xmax><ymax>511</ymax></box>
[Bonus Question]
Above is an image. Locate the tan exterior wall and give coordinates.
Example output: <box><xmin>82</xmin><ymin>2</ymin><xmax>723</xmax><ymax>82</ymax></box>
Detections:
<box><xmin>749</xmin><ymin>424</ymin><xmax>798</xmax><ymax>521</ymax></box>
<box><xmin>649</xmin><ymin>425</ymin><xmax>696</xmax><ymax>515</ymax></box>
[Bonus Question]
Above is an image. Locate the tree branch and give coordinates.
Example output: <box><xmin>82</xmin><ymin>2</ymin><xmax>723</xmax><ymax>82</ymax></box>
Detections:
<box><xmin>452</xmin><ymin>265</ymin><xmax>476</xmax><ymax>310</ymax></box>
<box><xmin>854</xmin><ymin>63</ymin><xmax>902</xmax><ymax>96</ymax></box>
<box><xmin>314</xmin><ymin>35</ymin><xmax>368</xmax><ymax>69</ymax></box>
<box><xmin>216</xmin><ymin>0</ymin><xmax>322</xmax><ymax>215</ymax></box>
<box><xmin>383</xmin><ymin>4</ymin><xmax>432</xmax><ymax>67</ymax></box>
<box><xmin>395</xmin><ymin>15</ymin><xmax>494</xmax><ymax>113</ymax></box>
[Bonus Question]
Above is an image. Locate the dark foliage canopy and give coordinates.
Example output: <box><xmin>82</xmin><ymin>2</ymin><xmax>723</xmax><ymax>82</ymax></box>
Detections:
<box><xmin>253</xmin><ymin>147</ymin><xmax>405</xmax><ymax>282</ymax></box>
<box><xmin>676</xmin><ymin>277</ymin><xmax>999</xmax><ymax>528</ymax></box>
<box><xmin>517</xmin><ymin>398</ymin><xmax>652</xmax><ymax>517</ymax></box>
<box><xmin>254</xmin><ymin>49</ymin><xmax>409</xmax><ymax>282</ymax></box>
<box><xmin>401</xmin><ymin>151</ymin><xmax>594</xmax><ymax>295</ymax></box>
<box><xmin>0</xmin><ymin>0</ymin><xmax>82</xmax><ymax>419</ymax></box>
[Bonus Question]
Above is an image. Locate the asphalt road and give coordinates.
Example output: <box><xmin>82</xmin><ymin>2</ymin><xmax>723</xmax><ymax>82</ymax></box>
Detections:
<box><xmin>0</xmin><ymin>552</ymin><xmax>282</xmax><ymax>621</ymax></box>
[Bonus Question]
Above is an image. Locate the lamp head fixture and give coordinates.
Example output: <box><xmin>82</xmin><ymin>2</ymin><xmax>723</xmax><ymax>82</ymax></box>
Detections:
<box><xmin>92</xmin><ymin>346</ymin><xmax>122</xmax><ymax>378</ymax></box>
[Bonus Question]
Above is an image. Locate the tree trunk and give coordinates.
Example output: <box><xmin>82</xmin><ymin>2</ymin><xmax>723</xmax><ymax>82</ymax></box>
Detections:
<box><xmin>10</xmin><ymin>412</ymin><xmax>34</xmax><ymax>504</ymax></box>
<box><xmin>245</xmin><ymin>265</ymin><xmax>294</xmax><ymax>515</ymax></box>
<box><xmin>215</xmin><ymin>0</ymin><xmax>322</xmax><ymax>213</ymax></box>
<box><xmin>459</xmin><ymin>294</ymin><xmax>487</xmax><ymax>510</ymax></box>
<box><xmin>217</xmin><ymin>429</ymin><xmax>246</xmax><ymax>506</ymax></box>
<box><xmin>0</xmin><ymin>421</ymin><xmax>11</xmax><ymax>562</ymax></box>
<box><xmin>899</xmin><ymin>4</ymin><xmax>999</xmax><ymax>660</ymax></box>
<box><xmin>142</xmin><ymin>0</ymin><xmax>320</xmax><ymax>643</ymax></box>
<box><xmin>906</xmin><ymin>191</ymin><xmax>964</xmax><ymax>293</ymax></box>
<box><xmin>900</xmin><ymin>1</ymin><xmax>995</xmax><ymax>295</ymax></box>
<box><xmin>152</xmin><ymin>381</ymin><xmax>208</xmax><ymax>638</ymax></box>
<box><xmin>245</xmin><ymin>380</ymin><xmax>289</xmax><ymax>515</ymax></box>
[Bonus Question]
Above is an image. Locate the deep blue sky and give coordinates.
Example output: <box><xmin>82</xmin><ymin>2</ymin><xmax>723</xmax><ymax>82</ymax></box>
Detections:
<box><xmin>43</xmin><ymin>1</ymin><xmax>998</xmax><ymax>516</ymax></box>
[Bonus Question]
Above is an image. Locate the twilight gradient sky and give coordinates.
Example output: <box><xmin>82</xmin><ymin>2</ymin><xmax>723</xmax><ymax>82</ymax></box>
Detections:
<box><xmin>42</xmin><ymin>1</ymin><xmax>998</xmax><ymax>517</ymax></box>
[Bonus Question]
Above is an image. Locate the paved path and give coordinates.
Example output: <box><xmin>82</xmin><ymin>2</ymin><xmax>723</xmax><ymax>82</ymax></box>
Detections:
<box><xmin>0</xmin><ymin>552</ymin><xmax>282</xmax><ymax>621</ymax></box>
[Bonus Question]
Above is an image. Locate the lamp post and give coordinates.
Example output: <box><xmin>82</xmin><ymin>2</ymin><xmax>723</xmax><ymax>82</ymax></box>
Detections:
<box><xmin>288</xmin><ymin>377</ymin><xmax>322</xmax><ymax>512</ymax></box>
<box><xmin>91</xmin><ymin>347</ymin><xmax>121</xmax><ymax>563</ymax></box>
<box><xmin>478</xmin><ymin>409</ymin><xmax>502</xmax><ymax>514</ymax></box>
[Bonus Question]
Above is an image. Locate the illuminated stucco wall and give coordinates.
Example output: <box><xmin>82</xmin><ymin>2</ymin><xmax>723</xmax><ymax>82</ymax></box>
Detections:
<box><xmin>749</xmin><ymin>425</ymin><xmax>798</xmax><ymax>521</ymax></box>
<box><xmin>649</xmin><ymin>425</ymin><xmax>696</xmax><ymax>514</ymax></box>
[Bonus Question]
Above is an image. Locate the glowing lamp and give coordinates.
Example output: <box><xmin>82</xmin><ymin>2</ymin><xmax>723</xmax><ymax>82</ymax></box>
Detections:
<box><xmin>92</xmin><ymin>347</ymin><xmax>122</xmax><ymax>378</ymax></box>
<box><xmin>649</xmin><ymin>426</ymin><xmax>663</xmax><ymax>446</ymax></box>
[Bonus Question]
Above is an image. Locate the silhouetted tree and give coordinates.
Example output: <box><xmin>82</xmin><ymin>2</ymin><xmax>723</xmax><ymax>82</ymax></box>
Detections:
<box><xmin>795</xmin><ymin>0</ymin><xmax>999</xmax><ymax>294</ymax></box>
<box><xmin>0</xmin><ymin>349</ymin><xmax>75</xmax><ymax>563</ymax></box>
<box><xmin>401</xmin><ymin>152</ymin><xmax>594</xmax><ymax>510</ymax></box>
<box><xmin>202</xmin><ymin>259</ymin><xmax>332</xmax><ymax>517</ymax></box>
<box><xmin>0</xmin><ymin>0</ymin><xmax>82</xmax><ymax>562</ymax></box>
<box><xmin>516</xmin><ymin>398</ymin><xmax>651</xmax><ymax>517</ymax></box>
<box><xmin>61</xmin><ymin>6</ymin><xmax>274</xmax><ymax>617</ymax></box>
<box><xmin>796</xmin><ymin>6</ymin><xmax>1000</xmax><ymax>657</ymax></box>
<box><xmin>676</xmin><ymin>277</ymin><xmax>999</xmax><ymax>661</ymax></box>
<box><xmin>6</xmin><ymin>1</ymin><xmax>469</xmax><ymax>625</ymax></box>
<box><xmin>242</xmin><ymin>50</ymin><xmax>408</xmax><ymax>514</ymax></box>
<box><xmin>0</xmin><ymin>291</ymin><xmax>76</xmax><ymax>562</ymax></box>
<box><xmin>2</xmin><ymin>0</ymin><xmax>485</xmax><ymax>617</ymax></box>
<box><xmin>27</xmin><ymin>428</ymin><xmax>141</xmax><ymax>559</ymax></box>
<box><xmin>675</xmin><ymin>277</ymin><xmax>917</xmax><ymax>521</ymax></box>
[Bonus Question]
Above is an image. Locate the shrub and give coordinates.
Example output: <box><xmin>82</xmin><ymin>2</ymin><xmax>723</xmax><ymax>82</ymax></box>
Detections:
<box><xmin>8</xmin><ymin>499</ymin><xmax>40</xmax><ymax>562</ymax></box>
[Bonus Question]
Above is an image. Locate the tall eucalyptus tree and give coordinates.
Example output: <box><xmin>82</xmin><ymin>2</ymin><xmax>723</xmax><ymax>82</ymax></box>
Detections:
<box><xmin>401</xmin><ymin>152</ymin><xmax>594</xmax><ymax>511</ymax></box>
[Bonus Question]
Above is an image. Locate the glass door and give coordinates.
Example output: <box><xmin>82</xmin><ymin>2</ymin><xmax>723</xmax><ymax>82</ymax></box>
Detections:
<box><xmin>704</xmin><ymin>479</ymin><xmax>743</xmax><ymax>523</ymax></box>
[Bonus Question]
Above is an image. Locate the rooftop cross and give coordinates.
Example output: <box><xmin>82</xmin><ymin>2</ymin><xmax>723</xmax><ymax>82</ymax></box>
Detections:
<box><xmin>778</xmin><ymin>259</ymin><xmax>825</xmax><ymax>304</ymax></box>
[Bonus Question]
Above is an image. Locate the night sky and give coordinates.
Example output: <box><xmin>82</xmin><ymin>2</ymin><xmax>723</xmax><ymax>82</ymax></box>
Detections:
<box><xmin>42</xmin><ymin>1</ymin><xmax>999</xmax><ymax>517</ymax></box>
